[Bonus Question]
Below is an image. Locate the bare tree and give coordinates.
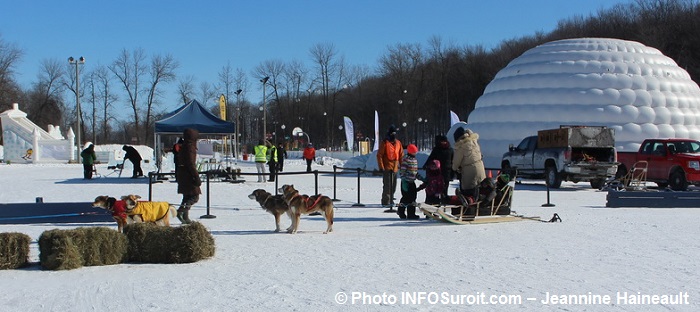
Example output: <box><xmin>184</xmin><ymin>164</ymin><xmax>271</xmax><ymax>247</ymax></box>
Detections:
<box><xmin>91</xmin><ymin>65</ymin><xmax>118</xmax><ymax>143</ymax></box>
<box><xmin>109</xmin><ymin>48</ymin><xmax>146</xmax><ymax>144</ymax></box>
<box><xmin>144</xmin><ymin>54</ymin><xmax>178</xmax><ymax>144</ymax></box>
<box><xmin>177</xmin><ymin>75</ymin><xmax>196</xmax><ymax>105</ymax></box>
<box><xmin>377</xmin><ymin>42</ymin><xmax>424</xmax><ymax>134</ymax></box>
<box><xmin>309</xmin><ymin>42</ymin><xmax>339</xmax><ymax>146</ymax></box>
<box><xmin>199</xmin><ymin>81</ymin><xmax>217</xmax><ymax>108</ymax></box>
<box><xmin>0</xmin><ymin>34</ymin><xmax>23</xmax><ymax>112</ymax></box>
<box><xmin>253</xmin><ymin>59</ymin><xmax>286</xmax><ymax>138</ymax></box>
<box><xmin>218</xmin><ymin>62</ymin><xmax>236</xmax><ymax>122</ymax></box>
<box><xmin>26</xmin><ymin>58</ymin><xmax>65</xmax><ymax>130</ymax></box>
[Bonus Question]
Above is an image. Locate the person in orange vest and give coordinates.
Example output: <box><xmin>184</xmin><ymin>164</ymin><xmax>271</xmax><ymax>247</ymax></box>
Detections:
<box><xmin>303</xmin><ymin>143</ymin><xmax>316</xmax><ymax>172</ymax></box>
<box><xmin>376</xmin><ymin>125</ymin><xmax>403</xmax><ymax>209</ymax></box>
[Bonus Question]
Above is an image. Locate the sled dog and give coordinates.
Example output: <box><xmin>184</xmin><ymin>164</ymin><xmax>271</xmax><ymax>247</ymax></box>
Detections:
<box><xmin>92</xmin><ymin>195</ymin><xmax>177</xmax><ymax>232</ymax></box>
<box><xmin>248</xmin><ymin>189</ymin><xmax>291</xmax><ymax>232</ymax></box>
<box><xmin>278</xmin><ymin>184</ymin><xmax>334</xmax><ymax>234</ymax></box>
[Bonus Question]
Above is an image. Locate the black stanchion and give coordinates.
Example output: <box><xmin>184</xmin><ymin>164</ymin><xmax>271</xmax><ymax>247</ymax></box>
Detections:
<box><xmin>542</xmin><ymin>178</ymin><xmax>556</xmax><ymax>207</ymax></box>
<box><xmin>352</xmin><ymin>168</ymin><xmax>365</xmax><ymax>207</ymax></box>
<box><xmin>332</xmin><ymin>166</ymin><xmax>340</xmax><ymax>201</ymax></box>
<box><xmin>201</xmin><ymin>171</ymin><xmax>216</xmax><ymax>219</ymax></box>
<box><xmin>148</xmin><ymin>172</ymin><xmax>154</xmax><ymax>201</ymax></box>
<box><xmin>314</xmin><ymin>170</ymin><xmax>319</xmax><ymax>196</ymax></box>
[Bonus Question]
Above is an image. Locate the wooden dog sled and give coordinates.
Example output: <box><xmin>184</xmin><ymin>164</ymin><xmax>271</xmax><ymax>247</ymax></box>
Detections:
<box><xmin>419</xmin><ymin>173</ymin><xmax>539</xmax><ymax>225</ymax></box>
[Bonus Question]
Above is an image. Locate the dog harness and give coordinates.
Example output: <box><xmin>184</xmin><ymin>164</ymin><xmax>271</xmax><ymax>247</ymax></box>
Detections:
<box><xmin>289</xmin><ymin>192</ymin><xmax>324</xmax><ymax>210</ymax></box>
<box><xmin>107</xmin><ymin>198</ymin><xmax>127</xmax><ymax>220</ymax></box>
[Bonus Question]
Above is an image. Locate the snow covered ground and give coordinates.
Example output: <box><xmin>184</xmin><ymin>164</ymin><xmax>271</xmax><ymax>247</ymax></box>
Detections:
<box><xmin>0</xmin><ymin>156</ymin><xmax>698</xmax><ymax>311</ymax></box>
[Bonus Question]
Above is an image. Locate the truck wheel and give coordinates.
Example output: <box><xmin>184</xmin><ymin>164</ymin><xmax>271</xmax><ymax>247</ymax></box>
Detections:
<box><xmin>590</xmin><ymin>178</ymin><xmax>605</xmax><ymax>189</ymax></box>
<box><xmin>669</xmin><ymin>170</ymin><xmax>688</xmax><ymax>191</ymax></box>
<box><xmin>545</xmin><ymin>165</ymin><xmax>562</xmax><ymax>188</ymax></box>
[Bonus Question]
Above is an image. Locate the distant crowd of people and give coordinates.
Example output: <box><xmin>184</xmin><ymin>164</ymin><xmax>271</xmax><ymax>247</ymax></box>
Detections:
<box><xmin>80</xmin><ymin>123</ymin><xmax>486</xmax><ymax>221</ymax></box>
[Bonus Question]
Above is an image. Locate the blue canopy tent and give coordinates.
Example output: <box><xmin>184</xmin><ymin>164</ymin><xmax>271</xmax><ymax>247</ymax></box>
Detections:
<box><xmin>154</xmin><ymin>99</ymin><xmax>235</xmax><ymax>170</ymax></box>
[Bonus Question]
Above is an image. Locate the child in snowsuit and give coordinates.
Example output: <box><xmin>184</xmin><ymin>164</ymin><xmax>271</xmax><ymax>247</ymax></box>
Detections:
<box><xmin>420</xmin><ymin>159</ymin><xmax>445</xmax><ymax>205</ymax></box>
<box><xmin>398</xmin><ymin>144</ymin><xmax>421</xmax><ymax>219</ymax></box>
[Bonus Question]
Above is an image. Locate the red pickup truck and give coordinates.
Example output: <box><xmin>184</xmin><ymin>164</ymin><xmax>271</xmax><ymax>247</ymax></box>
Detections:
<box><xmin>616</xmin><ymin>138</ymin><xmax>700</xmax><ymax>190</ymax></box>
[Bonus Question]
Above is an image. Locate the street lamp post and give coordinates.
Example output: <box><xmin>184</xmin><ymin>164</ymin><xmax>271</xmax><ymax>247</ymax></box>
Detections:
<box><xmin>402</xmin><ymin>122</ymin><xmax>407</xmax><ymax>145</ymax></box>
<box><xmin>338</xmin><ymin>125</ymin><xmax>344</xmax><ymax>151</ymax></box>
<box><xmin>417</xmin><ymin>117</ymin><xmax>423</xmax><ymax>150</ymax></box>
<box><xmin>281</xmin><ymin>124</ymin><xmax>286</xmax><ymax>143</ymax></box>
<box><xmin>68</xmin><ymin>56</ymin><xmax>85</xmax><ymax>156</ymax></box>
<box><xmin>272</xmin><ymin>121</ymin><xmax>278</xmax><ymax>143</ymax></box>
<box><xmin>234</xmin><ymin>89</ymin><xmax>242</xmax><ymax>162</ymax></box>
<box><xmin>260</xmin><ymin>77</ymin><xmax>269</xmax><ymax>141</ymax></box>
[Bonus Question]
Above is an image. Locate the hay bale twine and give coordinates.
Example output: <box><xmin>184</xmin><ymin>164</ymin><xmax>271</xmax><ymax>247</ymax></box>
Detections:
<box><xmin>38</xmin><ymin>227</ymin><xmax>127</xmax><ymax>270</ymax></box>
<box><xmin>0</xmin><ymin>232</ymin><xmax>32</xmax><ymax>269</ymax></box>
<box><xmin>124</xmin><ymin>222</ymin><xmax>215</xmax><ymax>263</ymax></box>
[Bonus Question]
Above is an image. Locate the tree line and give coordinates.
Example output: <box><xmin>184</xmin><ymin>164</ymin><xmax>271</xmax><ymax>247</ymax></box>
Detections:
<box><xmin>0</xmin><ymin>0</ymin><xmax>698</xmax><ymax>151</ymax></box>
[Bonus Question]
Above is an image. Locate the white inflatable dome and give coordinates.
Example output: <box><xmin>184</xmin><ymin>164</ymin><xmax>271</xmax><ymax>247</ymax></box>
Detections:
<box><xmin>468</xmin><ymin>38</ymin><xmax>700</xmax><ymax>168</ymax></box>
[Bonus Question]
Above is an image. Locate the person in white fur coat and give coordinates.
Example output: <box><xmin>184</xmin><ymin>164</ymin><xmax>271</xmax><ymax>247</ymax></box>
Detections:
<box><xmin>451</xmin><ymin>127</ymin><xmax>486</xmax><ymax>201</ymax></box>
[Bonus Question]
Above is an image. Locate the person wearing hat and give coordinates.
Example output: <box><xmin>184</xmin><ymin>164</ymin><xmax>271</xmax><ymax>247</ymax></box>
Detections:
<box><xmin>266</xmin><ymin>140</ymin><xmax>278</xmax><ymax>182</ymax></box>
<box><xmin>424</xmin><ymin>134</ymin><xmax>453</xmax><ymax>202</ymax></box>
<box><xmin>122</xmin><ymin>145</ymin><xmax>143</xmax><ymax>178</ymax></box>
<box><xmin>398</xmin><ymin>144</ymin><xmax>421</xmax><ymax>219</ymax></box>
<box><xmin>377</xmin><ymin>124</ymin><xmax>404</xmax><ymax>209</ymax></box>
<box><xmin>452</xmin><ymin>127</ymin><xmax>486</xmax><ymax>202</ymax></box>
<box><xmin>303</xmin><ymin>143</ymin><xmax>316</xmax><ymax>172</ymax></box>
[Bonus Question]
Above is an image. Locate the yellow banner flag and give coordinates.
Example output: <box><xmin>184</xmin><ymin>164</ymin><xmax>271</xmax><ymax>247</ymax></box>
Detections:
<box><xmin>219</xmin><ymin>94</ymin><xmax>226</xmax><ymax>120</ymax></box>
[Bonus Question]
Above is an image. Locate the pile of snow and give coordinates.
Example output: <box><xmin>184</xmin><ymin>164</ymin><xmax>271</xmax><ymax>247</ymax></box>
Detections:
<box><xmin>468</xmin><ymin>38</ymin><xmax>700</xmax><ymax>167</ymax></box>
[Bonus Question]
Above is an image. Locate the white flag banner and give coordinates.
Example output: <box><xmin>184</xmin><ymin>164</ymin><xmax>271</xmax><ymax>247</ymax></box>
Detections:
<box><xmin>450</xmin><ymin>110</ymin><xmax>461</xmax><ymax>126</ymax></box>
<box><xmin>343</xmin><ymin>116</ymin><xmax>354</xmax><ymax>152</ymax></box>
<box><xmin>373</xmin><ymin>111</ymin><xmax>380</xmax><ymax>151</ymax></box>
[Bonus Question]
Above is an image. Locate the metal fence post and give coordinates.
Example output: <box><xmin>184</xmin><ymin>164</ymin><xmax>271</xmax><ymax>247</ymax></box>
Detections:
<box><xmin>352</xmin><ymin>168</ymin><xmax>365</xmax><ymax>207</ymax></box>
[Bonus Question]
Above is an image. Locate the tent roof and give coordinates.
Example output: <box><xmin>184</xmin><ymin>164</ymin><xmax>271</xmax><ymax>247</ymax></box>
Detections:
<box><xmin>155</xmin><ymin>99</ymin><xmax>234</xmax><ymax>134</ymax></box>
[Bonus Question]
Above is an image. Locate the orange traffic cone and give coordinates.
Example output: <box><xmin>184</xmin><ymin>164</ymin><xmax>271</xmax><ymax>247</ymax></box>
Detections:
<box><xmin>488</xmin><ymin>170</ymin><xmax>493</xmax><ymax>178</ymax></box>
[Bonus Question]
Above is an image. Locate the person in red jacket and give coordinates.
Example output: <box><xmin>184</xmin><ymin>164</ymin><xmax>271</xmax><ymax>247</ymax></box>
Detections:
<box><xmin>376</xmin><ymin>125</ymin><xmax>403</xmax><ymax>210</ymax></box>
<box><xmin>303</xmin><ymin>143</ymin><xmax>316</xmax><ymax>172</ymax></box>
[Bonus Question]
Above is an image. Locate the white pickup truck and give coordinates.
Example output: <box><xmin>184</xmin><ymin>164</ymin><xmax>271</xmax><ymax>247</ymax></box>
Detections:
<box><xmin>501</xmin><ymin>126</ymin><xmax>619</xmax><ymax>189</ymax></box>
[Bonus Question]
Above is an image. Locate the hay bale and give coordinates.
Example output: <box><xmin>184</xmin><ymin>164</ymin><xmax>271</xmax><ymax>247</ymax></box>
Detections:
<box><xmin>124</xmin><ymin>222</ymin><xmax>215</xmax><ymax>263</ymax></box>
<box><xmin>72</xmin><ymin>227</ymin><xmax>128</xmax><ymax>266</ymax></box>
<box><xmin>38</xmin><ymin>229</ymin><xmax>83</xmax><ymax>270</ymax></box>
<box><xmin>0</xmin><ymin>232</ymin><xmax>32</xmax><ymax>269</ymax></box>
<box><xmin>38</xmin><ymin>227</ymin><xmax>127</xmax><ymax>270</ymax></box>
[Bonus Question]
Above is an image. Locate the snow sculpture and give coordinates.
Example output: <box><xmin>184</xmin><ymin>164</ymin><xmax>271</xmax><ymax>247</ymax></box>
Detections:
<box><xmin>468</xmin><ymin>38</ymin><xmax>700</xmax><ymax>168</ymax></box>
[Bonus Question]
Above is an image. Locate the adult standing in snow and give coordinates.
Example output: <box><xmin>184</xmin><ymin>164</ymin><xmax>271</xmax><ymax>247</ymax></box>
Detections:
<box><xmin>80</xmin><ymin>143</ymin><xmax>97</xmax><ymax>179</ymax></box>
<box><xmin>452</xmin><ymin>127</ymin><xmax>486</xmax><ymax>202</ymax></box>
<box><xmin>398</xmin><ymin>144</ymin><xmax>421</xmax><ymax>219</ymax></box>
<box><xmin>176</xmin><ymin>128</ymin><xmax>202</xmax><ymax>224</ymax></box>
<box><xmin>254</xmin><ymin>140</ymin><xmax>268</xmax><ymax>182</ymax></box>
<box><xmin>303</xmin><ymin>143</ymin><xmax>316</xmax><ymax>172</ymax></box>
<box><xmin>424</xmin><ymin>135</ymin><xmax>453</xmax><ymax>201</ymax></box>
<box><xmin>122</xmin><ymin>145</ymin><xmax>143</xmax><ymax>178</ymax></box>
<box><xmin>266</xmin><ymin>141</ymin><xmax>278</xmax><ymax>182</ymax></box>
<box><xmin>277</xmin><ymin>143</ymin><xmax>287</xmax><ymax>172</ymax></box>
<box><xmin>376</xmin><ymin>125</ymin><xmax>403</xmax><ymax>210</ymax></box>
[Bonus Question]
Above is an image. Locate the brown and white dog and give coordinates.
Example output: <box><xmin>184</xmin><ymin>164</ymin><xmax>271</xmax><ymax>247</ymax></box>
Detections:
<box><xmin>92</xmin><ymin>195</ymin><xmax>177</xmax><ymax>233</ymax></box>
<box><xmin>248</xmin><ymin>189</ymin><xmax>290</xmax><ymax>232</ymax></box>
<box><xmin>278</xmin><ymin>184</ymin><xmax>334</xmax><ymax>234</ymax></box>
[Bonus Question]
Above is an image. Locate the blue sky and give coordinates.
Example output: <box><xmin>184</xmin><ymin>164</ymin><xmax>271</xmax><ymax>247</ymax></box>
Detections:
<box><xmin>1</xmin><ymin>0</ymin><xmax>630</xmax><ymax>116</ymax></box>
